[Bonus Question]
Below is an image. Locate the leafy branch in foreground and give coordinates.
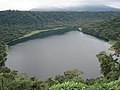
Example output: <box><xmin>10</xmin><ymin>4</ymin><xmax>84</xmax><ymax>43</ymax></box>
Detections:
<box><xmin>96</xmin><ymin>51</ymin><xmax>120</xmax><ymax>80</ymax></box>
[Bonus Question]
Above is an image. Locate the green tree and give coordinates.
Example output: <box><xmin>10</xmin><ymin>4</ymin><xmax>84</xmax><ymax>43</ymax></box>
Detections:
<box><xmin>112</xmin><ymin>41</ymin><xmax>120</xmax><ymax>56</ymax></box>
<box><xmin>96</xmin><ymin>51</ymin><xmax>120</xmax><ymax>80</ymax></box>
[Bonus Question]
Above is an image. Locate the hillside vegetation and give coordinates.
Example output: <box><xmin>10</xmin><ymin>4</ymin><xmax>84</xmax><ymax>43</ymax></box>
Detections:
<box><xmin>0</xmin><ymin>11</ymin><xmax>120</xmax><ymax>90</ymax></box>
<box><xmin>82</xmin><ymin>15</ymin><xmax>120</xmax><ymax>41</ymax></box>
<box><xmin>0</xmin><ymin>10</ymin><xmax>120</xmax><ymax>43</ymax></box>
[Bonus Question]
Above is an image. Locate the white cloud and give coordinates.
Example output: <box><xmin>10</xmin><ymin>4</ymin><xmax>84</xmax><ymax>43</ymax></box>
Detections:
<box><xmin>106</xmin><ymin>2</ymin><xmax>120</xmax><ymax>9</ymax></box>
<box><xmin>36</xmin><ymin>0</ymin><xmax>81</xmax><ymax>8</ymax></box>
<box><xmin>0</xmin><ymin>0</ymin><xmax>38</xmax><ymax>10</ymax></box>
<box><xmin>0</xmin><ymin>0</ymin><xmax>120</xmax><ymax>11</ymax></box>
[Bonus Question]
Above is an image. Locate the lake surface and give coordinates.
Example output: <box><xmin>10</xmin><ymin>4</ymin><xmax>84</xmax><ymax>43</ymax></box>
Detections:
<box><xmin>6</xmin><ymin>31</ymin><xmax>111</xmax><ymax>80</ymax></box>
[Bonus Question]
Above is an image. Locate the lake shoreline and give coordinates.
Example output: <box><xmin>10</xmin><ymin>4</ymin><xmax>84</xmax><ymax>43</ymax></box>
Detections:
<box><xmin>7</xmin><ymin>27</ymin><xmax>78</xmax><ymax>46</ymax></box>
<box><xmin>6</xmin><ymin>30</ymin><xmax>111</xmax><ymax>79</ymax></box>
<box><xmin>0</xmin><ymin>44</ymin><xmax>8</xmax><ymax>66</ymax></box>
<box><xmin>3</xmin><ymin>27</ymin><xmax>115</xmax><ymax>74</ymax></box>
<box><xmin>7</xmin><ymin>27</ymin><xmax>117</xmax><ymax>46</ymax></box>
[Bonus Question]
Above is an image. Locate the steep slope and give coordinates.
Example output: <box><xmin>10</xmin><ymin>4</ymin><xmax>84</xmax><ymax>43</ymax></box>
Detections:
<box><xmin>0</xmin><ymin>11</ymin><xmax>119</xmax><ymax>43</ymax></box>
<box><xmin>82</xmin><ymin>15</ymin><xmax>120</xmax><ymax>41</ymax></box>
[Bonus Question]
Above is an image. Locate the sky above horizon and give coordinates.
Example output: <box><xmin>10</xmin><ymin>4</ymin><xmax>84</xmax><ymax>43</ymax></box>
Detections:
<box><xmin>0</xmin><ymin>0</ymin><xmax>120</xmax><ymax>11</ymax></box>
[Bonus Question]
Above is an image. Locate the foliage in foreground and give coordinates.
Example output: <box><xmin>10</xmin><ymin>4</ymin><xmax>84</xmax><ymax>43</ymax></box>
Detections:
<box><xmin>49</xmin><ymin>81</ymin><xmax>88</xmax><ymax>90</ymax></box>
<box><xmin>96</xmin><ymin>51</ymin><xmax>120</xmax><ymax>80</ymax></box>
<box><xmin>0</xmin><ymin>68</ymin><xmax>85</xmax><ymax>90</ymax></box>
<box><xmin>49</xmin><ymin>78</ymin><xmax>120</xmax><ymax>90</ymax></box>
<box><xmin>0</xmin><ymin>63</ymin><xmax>120</xmax><ymax>90</ymax></box>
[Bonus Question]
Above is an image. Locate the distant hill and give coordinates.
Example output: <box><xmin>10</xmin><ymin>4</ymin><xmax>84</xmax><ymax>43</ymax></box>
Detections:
<box><xmin>31</xmin><ymin>7</ymin><xmax>66</xmax><ymax>11</ymax></box>
<box><xmin>31</xmin><ymin>5</ymin><xmax>120</xmax><ymax>11</ymax></box>
<box><xmin>66</xmin><ymin>5</ymin><xmax>120</xmax><ymax>11</ymax></box>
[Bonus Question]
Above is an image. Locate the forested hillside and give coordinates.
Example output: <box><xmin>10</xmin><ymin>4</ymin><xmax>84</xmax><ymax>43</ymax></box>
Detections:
<box><xmin>0</xmin><ymin>10</ymin><xmax>120</xmax><ymax>43</ymax></box>
<box><xmin>82</xmin><ymin>15</ymin><xmax>120</xmax><ymax>41</ymax></box>
<box><xmin>0</xmin><ymin>11</ymin><xmax>120</xmax><ymax>90</ymax></box>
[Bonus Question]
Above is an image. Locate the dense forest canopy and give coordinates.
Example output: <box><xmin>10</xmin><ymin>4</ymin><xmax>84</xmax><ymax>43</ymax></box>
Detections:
<box><xmin>82</xmin><ymin>15</ymin><xmax>120</xmax><ymax>41</ymax></box>
<box><xmin>0</xmin><ymin>10</ymin><xmax>120</xmax><ymax>43</ymax></box>
<box><xmin>0</xmin><ymin>11</ymin><xmax>120</xmax><ymax>90</ymax></box>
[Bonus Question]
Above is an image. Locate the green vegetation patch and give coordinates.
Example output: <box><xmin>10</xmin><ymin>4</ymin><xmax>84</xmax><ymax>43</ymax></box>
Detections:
<box><xmin>0</xmin><ymin>42</ymin><xmax>8</xmax><ymax>65</ymax></box>
<box><xmin>20</xmin><ymin>27</ymin><xmax>66</xmax><ymax>39</ymax></box>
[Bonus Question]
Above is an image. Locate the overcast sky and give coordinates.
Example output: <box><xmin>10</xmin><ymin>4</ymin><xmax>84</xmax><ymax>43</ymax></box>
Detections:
<box><xmin>0</xmin><ymin>0</ymin><xmax>120</xmax><ymax>11</ymax></box>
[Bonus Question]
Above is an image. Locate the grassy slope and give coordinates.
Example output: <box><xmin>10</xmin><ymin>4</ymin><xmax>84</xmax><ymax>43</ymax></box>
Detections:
<box><xmin>20</xmin><ymin>27</ymin><xmax>65</xmax><ymax>39</ymax></box>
